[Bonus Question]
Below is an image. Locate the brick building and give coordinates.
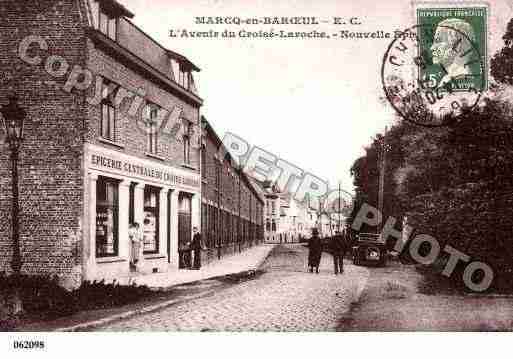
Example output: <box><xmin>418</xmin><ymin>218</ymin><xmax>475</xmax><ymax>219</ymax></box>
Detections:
<box><xmin>200</xmin><ymin>117</ymin><xmax>264</xmax><ymax>264</ymax></box>
<box><xmin>0</xmin><ymin>0</ymin><xmax>204</xmax><ymax>288</ymax></box>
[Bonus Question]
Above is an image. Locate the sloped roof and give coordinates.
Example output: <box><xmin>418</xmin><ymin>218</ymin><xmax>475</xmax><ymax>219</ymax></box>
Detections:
<box><xmin>100</xmin><ymin>0</ymin><xmax>135</xmax><ymax>18</ymax></box>
<box><xmin>166</xmin><ymin>49</ymin><xmax>201</xmax><ymax>72</ymax></box>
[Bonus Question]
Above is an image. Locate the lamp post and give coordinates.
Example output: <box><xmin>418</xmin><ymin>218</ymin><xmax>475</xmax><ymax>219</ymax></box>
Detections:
<box><xmin>1</xmin><ymin>95</ymin><xmax>26</xmax><ymax>278</ymax></box>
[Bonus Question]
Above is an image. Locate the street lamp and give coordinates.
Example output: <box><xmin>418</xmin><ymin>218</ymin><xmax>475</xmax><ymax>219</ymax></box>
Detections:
<box><xmin>1</xmin><ymin>94</ymin><xmax>26</xmax><ymax>277</ymax></box>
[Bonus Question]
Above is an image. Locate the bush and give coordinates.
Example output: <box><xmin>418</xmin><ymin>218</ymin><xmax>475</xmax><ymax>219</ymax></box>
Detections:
<box><xmin>0</xmin><ymin>274</ymin><xmax>158</xmax><ymax>326</ymax></box>
<box><xmin>0</xmin><ymin>273</ymin><xmax>76</xmax><ymax>319</ymax></box>
<box><xmin>74</xmin><ymin>279</ymin><xmax>155</xmax><ymax>310</ymax></box>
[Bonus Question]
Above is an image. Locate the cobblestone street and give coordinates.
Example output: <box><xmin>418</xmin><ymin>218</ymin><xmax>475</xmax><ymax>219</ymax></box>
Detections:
<box><xmin>97</xmin><ymin>245</ymin><xmax>369</xmax><ymax>331</ymax></box>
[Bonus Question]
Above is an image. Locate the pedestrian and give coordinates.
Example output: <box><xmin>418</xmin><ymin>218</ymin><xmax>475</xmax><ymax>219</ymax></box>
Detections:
<box><xmin>330</xmin><ymin>231</ymin><xmax>346</xmax><ymax>275</ymax></box>
<box><xmin>191</xmin><ymin>227</ymin><xmax>204</xmax><ymax>270</ymax></box>
<box><xmin>308</xmin><ymin>228</ymin><xmax>322</xmax><ymax>274</ymax></box>
<box><xmin>128</xmin><ymin>222</ymin><xmax>143</xmax><ymax>272</ymax></box>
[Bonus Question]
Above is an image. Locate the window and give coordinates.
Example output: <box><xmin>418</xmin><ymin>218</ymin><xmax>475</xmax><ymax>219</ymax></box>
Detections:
<box><xmin>201</xmin><ymin>144</ymin><xmax>207</xmax><ymax>180</ymax></box>
<box><xmin>179</xmin><ymin>67</ymin><xmax>190</xmax><ymax>89</ymax></box>
<box><xmin>183</xmin><ymin>120</ymin><xmax>192</xmax><ymax>165</ymax></box>
<box><xmin>96</xmin><ymin>177</ymin><xmax>119</xmax><ymax>257</ymax></box>
<box><xmin>232</xmin><ymin>215</ymin><xmax>237</xmax><ymax>243</ymax></box>
<box><xmin>208</xmin><ymin>204</ymin><xmax>216</xmax><ymax>248</ymax></box>
<box><xmin>143</xmin><ymin>187</ymin><xmax>160</xmax><ymax>254</ymax></box>
<box><xmin>145</xmin><ymin>103</ymin><xmax>159</xmax><ymax>154</ymax></box>
<box><xmin>215</xmin><ymin>162</ymin><xmax>221</xmax><ymax>191</ymax></box>
<box><xmin>227</xmin><ymin>212</ymin><xmax>232</xmax><ymax>244</ymax></box>
<box><xmin>100</xmin><ymin>78</ymin><xmax>117</xmax><ymax>141</ymax></box>
<box><xmin>129</xmin><ymin>183</ymin><xmax>135</xmax><ymax>224</ymax></box>
<box><xmin>98</xmin><ymin>5</ymin><xmax>117</xmax><ymax>40</ymax></box>
<box><xmin>201</xmin><ymin>203</ymin><xmax>208</xmax><ymax>246</ymax></box>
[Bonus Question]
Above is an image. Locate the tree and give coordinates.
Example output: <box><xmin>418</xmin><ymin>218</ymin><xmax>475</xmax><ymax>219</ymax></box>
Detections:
<box><xmin>491</xmin><ymin>18</ymin><xmax>513</xmax><ymax>86</ymax></box>
<box><xmin>348</xmin><ymin>121</ymin><xmax>417</xmax><ymax>244</ymax></box>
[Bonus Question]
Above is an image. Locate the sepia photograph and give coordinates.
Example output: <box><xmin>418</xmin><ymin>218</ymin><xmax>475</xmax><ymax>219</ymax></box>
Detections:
<box><xmin>1</xmin><ymin>0</ymin><xmax>513</xmax><ymax>356</ymax></box>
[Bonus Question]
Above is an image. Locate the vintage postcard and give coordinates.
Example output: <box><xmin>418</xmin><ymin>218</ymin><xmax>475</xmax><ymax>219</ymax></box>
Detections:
<box><xmin>1</xmin><ymin>0</ymin><xmax>513</xmax><ymax>355</ymax></box>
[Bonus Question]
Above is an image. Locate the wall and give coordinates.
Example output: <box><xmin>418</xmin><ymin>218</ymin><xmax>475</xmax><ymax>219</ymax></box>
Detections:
<box><xmin>201</xmin><ymin>124</ymin><xmax>264</xmax><ymax>262</ymax></box>
<box><xmin>0</xmin><ymin>0</ymin><xmax>89</xmax><ymax>288</ymax></box>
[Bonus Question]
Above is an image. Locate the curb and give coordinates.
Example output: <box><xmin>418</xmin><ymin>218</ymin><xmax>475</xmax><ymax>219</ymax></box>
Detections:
<box><xmin>54</xmin><ymin>290</ymin><xmax>215</xmax><ymax>332</ymax></box>
<box><xmin>53</xmin><ymin>245</ymin><xmax>276</xmax><ymax>332</ymax></box>
<box><xmin>252</xmin><ymin>244</ymin><xmax>276</xmax><ymax>270</ymax></box>
<box><xmin>148</xmin><ymin>245</ymin><xmax>276</xmax><ymax>291</ymax></box>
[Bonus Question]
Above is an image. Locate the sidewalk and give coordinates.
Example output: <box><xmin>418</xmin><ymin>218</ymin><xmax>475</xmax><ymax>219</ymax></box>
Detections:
<box><xmin>17</xmin><ymin>244</ymin><xmax>276</xmax><ymax>332</ymax></box>
<box><xmin>118</xmin><ymin>244</ymin><xmax>276</xmax><ymax>290</ymax></box>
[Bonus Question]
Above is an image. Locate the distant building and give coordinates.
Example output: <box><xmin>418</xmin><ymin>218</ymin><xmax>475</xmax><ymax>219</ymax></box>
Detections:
<box><xmin>253</xmin><ymin>180</ymin><xmax>320</xmax><ymax>243</ymax></box>
<box><xmin>201</xmin><ymin>118</ymin><xmax>264</xmax><ymax>264</ymax></box>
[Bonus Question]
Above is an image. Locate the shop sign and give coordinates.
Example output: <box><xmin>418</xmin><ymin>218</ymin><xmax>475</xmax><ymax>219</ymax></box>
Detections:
<box><xmin>90</xmin><ymin>152</ymin><xmax>200</xmax><ymax>189</ymax></box>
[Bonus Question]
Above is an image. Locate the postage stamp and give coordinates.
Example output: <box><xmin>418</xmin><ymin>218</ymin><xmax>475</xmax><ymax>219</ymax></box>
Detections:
<box><xmin>381</xmin><ymin>3</ymin><xmax>488</xmax><ymax>127</ymax></box>
<box><xmin>416</xmin><ymin>6</ymin><xmax>488</xmax><ymax>92</ymax></box>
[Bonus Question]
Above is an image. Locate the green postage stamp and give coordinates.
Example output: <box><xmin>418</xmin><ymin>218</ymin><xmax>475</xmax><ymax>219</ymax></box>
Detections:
<box><xmin>415</xmin><ymin>4</ymin><xmax>488</xmax><ymax>92</ymax></box>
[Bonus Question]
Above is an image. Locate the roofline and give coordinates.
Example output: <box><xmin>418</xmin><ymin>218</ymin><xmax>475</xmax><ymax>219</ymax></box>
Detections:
<box><xmin>99</xmin><ymin>0</ymin><xmax>135</xmax><ymax>19</ymax></box>
<box><xmin>120</xmin><ymin>18</ymin><xmax>202</xmax><ymax>73</ymax></box>
<box><xmin>86</xmin><ymin>28</ymin><xmax>204</xmax><ymax>107</ymax></box>
<box><xmin>166</xmin><ymin>49</ymin><xmax>201</xmax><ymax>72</ymax></box>
<box><xmin>201</xmin><ymin>116</ymin><xmax>264</xmax><ymax>205</ymax></box>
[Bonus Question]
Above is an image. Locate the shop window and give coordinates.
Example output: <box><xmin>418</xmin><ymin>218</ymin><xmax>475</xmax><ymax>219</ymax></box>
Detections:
<box><xmin>143</xmin><ymin>186</ymin><xmax>160</xmax><ymax>254</ymax></box>
<box><xmin>96</xmin><ymin>177</ymin><xmax>119</xmax><ymax>257</ymax></box>
<box><xmin>129</xmin><ymin>183</ymin><xmax>135</xmax><ymax>225</ymax></box>
<box><xmin>100</xmin><ymin>78</ymin><xmax>118</xmax><ymax>141</ymax></box>
<box><xmin>98</xmin><ymin>4</ymin><xmax>117</xmax><ymax>40</ymax></box>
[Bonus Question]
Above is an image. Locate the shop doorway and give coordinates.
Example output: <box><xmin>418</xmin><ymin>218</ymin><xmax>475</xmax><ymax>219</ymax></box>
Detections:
<box><xmin>167</xmin><ymin>190</ymin><xmax>172</xmax><ymax>264</ymax></box>
<box><xmin>178</xmin><ymin>193</ymin><xmax>192</xmax><ymax>269</ymax></box>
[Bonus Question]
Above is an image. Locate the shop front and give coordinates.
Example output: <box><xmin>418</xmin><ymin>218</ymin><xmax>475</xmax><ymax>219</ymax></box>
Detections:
<box><xmin>83</xmin><ymin>144</ymin><xmax>201</xmax><ymax>281</ymax></box>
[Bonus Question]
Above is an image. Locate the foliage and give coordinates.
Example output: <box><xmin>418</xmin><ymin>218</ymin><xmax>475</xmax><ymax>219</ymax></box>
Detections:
<box><xmin>491</xmin><ymin>18</ymin><xmax>513</xmax><ymax>86</ymax></box>
<box><xmin>0</xmin><ymin>273</ymin><xmax>157</xmax><ymax>329</ymax></box>
<box><xmin>400</xmin><ymin>100</ymin><xmax>513</xmax><ymax>276</ymax></box>
<box><xmin>348</xmin><ymin>119</ymin><xmax>418</xmax><ymax>245</ymax></box>
<box><xmin>0</xmin><ymin>273</ymin><xmax>75</xmax><ymax>319</ymax></box>
<box><xmin>74</xmin><ymin>279</ymin><xmax>155</xmax><ymax>310</ymax></box>
<box><xmin>349</xmin><ymin>17</ymin><xmax>513</xmax><ymax>290</ymax></box>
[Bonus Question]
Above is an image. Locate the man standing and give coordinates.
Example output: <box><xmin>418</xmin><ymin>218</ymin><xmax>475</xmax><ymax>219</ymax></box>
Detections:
<box><xmin>191</xmin><ymin>227</ymin><xmax>203</xmax><ymax>270</ymax></box>
<box><xmin>330</xmin><ymin>231</ymin><xmax>346</xmax><ymax>275</ymax></box>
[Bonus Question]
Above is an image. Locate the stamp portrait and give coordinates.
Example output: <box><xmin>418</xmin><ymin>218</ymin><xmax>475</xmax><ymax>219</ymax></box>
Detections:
<box><xmin>416</xmin><ymin>6</ymin><xmax>488</xmax><ymax>92</ymax></box>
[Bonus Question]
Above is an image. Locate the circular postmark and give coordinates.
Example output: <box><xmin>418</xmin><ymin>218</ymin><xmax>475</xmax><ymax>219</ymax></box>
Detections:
<box><xmin>382</xmin><ymin>23</ymin><xmax>486</xmax><ymax>127</ymax></box>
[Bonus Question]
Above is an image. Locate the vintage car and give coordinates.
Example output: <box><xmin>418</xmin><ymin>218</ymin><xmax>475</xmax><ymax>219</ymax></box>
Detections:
<box><xmin>352</xmin><ymin>233</ymin><xmax>387</xmax><ymax>266</ymax></box>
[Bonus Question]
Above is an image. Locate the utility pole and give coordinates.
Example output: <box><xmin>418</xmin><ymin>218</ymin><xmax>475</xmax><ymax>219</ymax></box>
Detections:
<box><xmin>338</xmin><ymin>181</ymin><xmax>342</xmax><ymax>233</ymax></box>
<box><xmin>378</xmin><ymin>126</ymin><xmax>387</xmax><ymax>239</ymax></box>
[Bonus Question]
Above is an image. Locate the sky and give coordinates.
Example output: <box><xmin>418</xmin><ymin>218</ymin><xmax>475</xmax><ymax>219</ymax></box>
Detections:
<box><xmin>117</xmin><ymin>0</ymin><xmax>511</xmax><ymax>193</ymax></box>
